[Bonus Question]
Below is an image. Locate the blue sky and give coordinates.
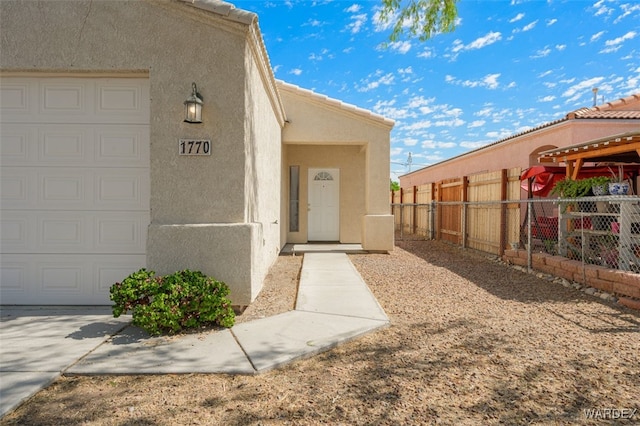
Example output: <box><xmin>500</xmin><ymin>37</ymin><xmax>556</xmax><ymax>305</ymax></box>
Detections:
<box><xmin>233</xmin><ymin>0</ymin><xmax>640</xmax><ymax>180</ymax></box>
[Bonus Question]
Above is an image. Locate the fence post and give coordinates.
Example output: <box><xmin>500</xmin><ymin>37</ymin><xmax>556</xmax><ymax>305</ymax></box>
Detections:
<box><xmin>412</xmin><ymin>185</ymin><xmax>417</xmax><ymax>234</ymax></box>
<box><xmin>400</xmin><ymin>188</ymin><xmax>404</xmax><ymax>240</ymax></box>
<box><xmin>527</xmin><ymin>199</ymin><xmax>533</xmax><ymax>272</ymax></box>
<box><xmin>462</xmin><ymin>202</ymin><xmax>467</xmax><ymax>248</ymax></box>
<box><xmin>430</xmin><ymin>201</ymin><xmax>436</xmax><ymax>240</ymax></box>
<box><xmin>499</xmin><ymin>169</ymin><xmax>508</xmax><ymax>255</ymax></box>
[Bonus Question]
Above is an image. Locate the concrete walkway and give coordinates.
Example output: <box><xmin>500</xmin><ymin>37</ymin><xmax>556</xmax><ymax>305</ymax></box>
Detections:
<box><xmin>0</xmin><ymin>247</ymin><xmax>389</xmax><ymax>418</ymax></box>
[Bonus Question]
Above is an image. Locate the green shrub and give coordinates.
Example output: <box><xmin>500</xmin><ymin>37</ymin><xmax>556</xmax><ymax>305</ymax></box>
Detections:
<box><xmin>110</xmin><ymin>268</ymin><xmax>235</xmax><ymax>335</ymax></box>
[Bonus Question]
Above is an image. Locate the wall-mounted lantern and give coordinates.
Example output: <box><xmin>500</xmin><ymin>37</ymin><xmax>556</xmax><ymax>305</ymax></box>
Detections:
<box><xmin>184</xmin><ymin>82</ymin><xmax>203</xmax><ymax>123</ymax></box>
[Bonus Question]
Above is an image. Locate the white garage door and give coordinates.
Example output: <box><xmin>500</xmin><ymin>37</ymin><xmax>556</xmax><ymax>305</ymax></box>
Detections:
<box><xmin>0</xmin><ymin>77</ymin><xmax>150</xmax><ymax>305</ymax></box>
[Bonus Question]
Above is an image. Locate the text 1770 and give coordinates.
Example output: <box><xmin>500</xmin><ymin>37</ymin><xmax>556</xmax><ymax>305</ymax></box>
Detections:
<box><xmin>179</xmin><ymin>139</ymin><xmax>211</xmax><ymax>156</ymax></box>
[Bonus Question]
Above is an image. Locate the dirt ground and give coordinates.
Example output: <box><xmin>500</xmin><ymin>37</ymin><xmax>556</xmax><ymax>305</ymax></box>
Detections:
<box><xmin>2</xmin><ymin>240</ymin><xmax>639</xmax><ymax>425</ymax></box>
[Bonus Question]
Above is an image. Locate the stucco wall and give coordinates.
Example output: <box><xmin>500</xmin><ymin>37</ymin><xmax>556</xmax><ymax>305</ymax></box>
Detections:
<box><xmin>279</xmin><ymin>84</ymin><xmax>394</xmax><ymax>249</ymax></box>
<box><xmin>243</xmin><ymin>43</ymin><xmax>283</xmax><ymax>299</ymax></box>
<box><xmin>400</xmin><ymin>120</ymin><xmax>640</xmax><ymax>188</ymax></box>
<box><xmin>0</xmin><ymin>0</ymin><xmax>283</xmax><ymax>305</ymax></box>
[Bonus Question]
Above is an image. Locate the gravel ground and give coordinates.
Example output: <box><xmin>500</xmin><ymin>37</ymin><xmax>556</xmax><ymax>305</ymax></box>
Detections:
<box><xmin>2</xmin><ymin>240</ymin><xmax>639</xmax><ymax>425</ymax></box>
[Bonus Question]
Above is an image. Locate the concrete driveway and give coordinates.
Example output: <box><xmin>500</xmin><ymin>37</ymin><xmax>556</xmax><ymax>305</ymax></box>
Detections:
<box><xmin>0</xmin><ymin>306</ymin><xmax>130</xmax><ymax>417</ymax></box>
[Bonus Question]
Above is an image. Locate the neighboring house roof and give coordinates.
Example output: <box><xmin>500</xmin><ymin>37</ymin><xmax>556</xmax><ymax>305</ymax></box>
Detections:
<box><xmin>402</xmin><ymin>92</ymin><xmax>640</xmax><ymax>178</ymax></box>
<box><xmin>277</xmin><ymin>80</ymin><xmax>395</xmax><ymax>128</ymax></box>
<box><xmin>179</xmin><ymin>0</ymin><xmax>286</xmax><ymax>126</ymax></box>
<box><xmin>538</xmin><ymin>130</ymin><xmax>640</xmax><ymax>164</ymax></box>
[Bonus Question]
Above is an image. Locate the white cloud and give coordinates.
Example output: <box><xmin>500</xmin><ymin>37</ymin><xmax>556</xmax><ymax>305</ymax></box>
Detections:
<box><xmin>468</xmin><ymin>120</ymin><xmax>485</xmax><ymax>128</ymax></box>
<box><xmin>417</xmin><ymin>47</ymin><xmax>435</xmax><ymax>58</ymax></box>
<box><xmin>593</xmin><ymin>0</ymin><xmax>614</xmax><ymax>17</ymax></box>
<box><xmin>357</xmin><ymin>71</ymin><xmax>395</xmax><ymax>92</ymax></box>
<box><xmin>345</xmin><ymin>4</ymin><xmax>361</xmax><ymax>13</ymax></box>
<box><xmin>421</xmin><ymin>140</ymin><xmax>457</xmax><ymax>149</ymax></box>
<box><xmin>605</xmin><ymin>31</ymin><xmax>637</xmax><ymax>46</ymax></box>
<box><xmin>591</xmin><ymin>31</ymin><xmax>605</xmax><ymax>42</ymax></box>
<box><xmin>466</xmin><ymin>32</ymin><xmax>502</xmax><ymax>50</ymax></box>
<box><xmin>547</xmin><ymin>18</ymin><xmax>557</xmax><ymax>26</ymax></box>
<box><xmin>556</xmin><ymin>44</ymin><xmax>566</xmax><ymax>51</ymax></box>
<box><xmin>403</xmin><ymin>138</ymin><xmax>419</xmax><ymax>147</ymax></box>
<box><xmin>510</xmin><ymin>13</ymin><xmax>525</xmax><ymax>23</ymax></box>
<box><xmin>347</xmin><ymin>13</ymin><xmax>368</xmax><ymax>34</ymax></box>
<box><xmin>389</xmin><ymin>40</ymin><xmax>412</xmax><ymax>54</ymax></box>
<box><xmin>522</xmin><ymin>20</ymin><xmax>538</xmax><ymax>31</ymax></box>
<box><xmin>562</xmin><ymin>77</ymin><xmax>605</xmax><ymax>103</ymax></box>
<box><xmin>600</xmin><ymin>31</ymin><xmax>637</xmax><ymax>54</ymax></box>
<box><xmin>446</xmin><ymin>73</ymin><xmax>502</xmax><ymax>90</ymax></box>
<box><xmin>615</xmin><ymin>3</ymin><xmax>640</xmax><ymax>24</ymax></box>
<box><xmin>539</xmin><ymin>95</ymin><xmax>556</xmax><ymax>102</ymax></box>
<box><xmin>289</xmin><ymin>68</ymin><xmax>302</xmax><ymax>76</ymax></box>
<box><xmin>460</xmin><ymin>140</ymin><xmax>490</xmax><ymax>149</ymax></box>
<box><xmin>371</xmin><ymin>8</ymin><xmax>395</xmax><ymax>32</ymax></box>
<box><xmin>404</xmin><ymin>120</ymin><xmax>433</xmax><ymax>131</ymax></box>
<box><xmin>531</xmin><ymin>47</ymin><xmax>552</xmax><ymax>58</ymax></box>
<box><xmin>449</xmin><ymin>32</ymin><xmax>501</xmax><ymax>59</ymax></box>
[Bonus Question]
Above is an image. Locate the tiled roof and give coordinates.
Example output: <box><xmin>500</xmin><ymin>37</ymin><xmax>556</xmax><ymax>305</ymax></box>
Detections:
<box><xmin>570</xmin><ymin>109</ymin><xmax>640</xmax><ymax>119</ymax></box>
<box><xmin>493</xmin><ymin>92</ymin><xmax>640</xmax><ymax>144</ymax></box>
<box><xmin>277</xmin><ymin>80</ymin><xmax>395</xmax><ymax>128</ymax></box>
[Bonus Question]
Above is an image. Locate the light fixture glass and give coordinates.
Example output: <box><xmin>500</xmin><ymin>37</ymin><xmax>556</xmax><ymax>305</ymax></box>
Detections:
<box><xmin>184</xmin><ymin>82</ymin><xmax>203</xmax><ymax>123</ymax></box>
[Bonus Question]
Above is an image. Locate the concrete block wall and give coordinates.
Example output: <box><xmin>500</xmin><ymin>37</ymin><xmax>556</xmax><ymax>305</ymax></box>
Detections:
<box><xmin>503</xmin><ymin>249</ymin><xmax>640</xmax><ymax>309</ymax></box>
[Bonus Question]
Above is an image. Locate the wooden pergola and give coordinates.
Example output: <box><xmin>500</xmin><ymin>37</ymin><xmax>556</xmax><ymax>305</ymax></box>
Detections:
<box><xmin>538</xmin><ymin>131</ymin><xmax>640</xmax><ymax>179</ymax></box>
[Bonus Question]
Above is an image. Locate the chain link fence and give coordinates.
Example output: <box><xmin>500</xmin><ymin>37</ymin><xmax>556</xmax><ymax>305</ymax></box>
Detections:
<box><xmin>392</xmin><ymin>196</ymin><xmax>640</xmax><ymax>274</ymax></box>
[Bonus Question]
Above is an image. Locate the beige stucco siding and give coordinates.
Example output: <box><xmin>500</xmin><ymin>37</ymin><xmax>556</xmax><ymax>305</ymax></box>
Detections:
<box><xmin>243</xmin><ymin>43</ymin><xmax>283</xmax><ymax>299</ymax></box>
<box><xmin>0</xmin><ymin>0</ymin><xmax>285</xmax><ymax>305</ymax></box>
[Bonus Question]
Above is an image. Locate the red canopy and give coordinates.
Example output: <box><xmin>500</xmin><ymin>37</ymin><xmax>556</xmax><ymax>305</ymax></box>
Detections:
<box><xmin>520</xmin><ymin>165</ymin><xmax>640</xmax><ymax>197</ymax></box>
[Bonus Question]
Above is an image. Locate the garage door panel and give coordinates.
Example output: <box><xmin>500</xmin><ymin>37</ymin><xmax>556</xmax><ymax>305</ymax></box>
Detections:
<box><xmin>40</xmin><ymin>170</ymin><xmax>88</xmax><ymax>207</ymax></box>
<box><xmin>39</xmin><ymin>213</ymin><xmax>91</xmax><ymax>251</ymax></box>
<box><xmin>1</xmin><ymin>254</ymin><xmax>146</xmax><ymax>304</ymax></box>
<box><xmin>1</xmin><ymin>78</ymin><xmax>149</xmax><ymax>124</ymax></box>
<box><xmin>1</xmin><ymin>211</ymin><xmax>148</xmax><ymax>254</ymax></box>
<box><xmin>95</xmin><ymin>212</ymin><xmax>148</xmax><ymax>252</ymax></box>
<box><xmin>95</xmin><ymin>170</ymin><xmax>150</xmax><ymax>210</ymax></box>
<box><xmin>41</xmin><ymin>82</ymin><xmax>86</xmax><ymax>116</ymax></box>
<box><xmin>96</xmin><ymin>126</ymin><xmax>149</xmax><ymax>166</ymax></box>
<box><xmin>1</xmin><ymin>77</ymin><xmax>150</xmax><ymax>305</ymax></box>
<box><xmin>96</xmin><ymin>81</ymin><xmax>149</xmax><ymax>121</ymax></box>
<box><xmin>0</xmin><ymin>213</ymin><xmax>32</xmax><ymax>252</ymax></box>
<box><xmin>0</xmin><ymin>126</ymin><xmax>32</xmax><ymax>163</ymax></box>
<box><xmin>2</xmin><ymin>124</ymin><xmax>148</xmax><ymax>167</ymax></box>
<box><xmin>40</xmin><ymin>127</ymin><xmax>89</xmax><ymax>162</ymax></box>
<box><xmin>1</xmin><ymin>167</ymin><xmax>149</xmax><ymax>211</ymax></box>
<box><xmin>0</xmin><ymin>171</ymin><xmax>32</xmax><ymax>206</ymax></box>
<box><xmin>0</xmin><ymin>81</ymin><xmax>33</xmax><ymax>116</ymax></box>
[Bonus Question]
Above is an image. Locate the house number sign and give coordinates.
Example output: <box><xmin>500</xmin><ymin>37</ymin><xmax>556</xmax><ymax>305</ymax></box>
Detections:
<box><xmin>179</xmin><ymin>139</ymin><xmax>211</xmax><ymax>156</ymax></box>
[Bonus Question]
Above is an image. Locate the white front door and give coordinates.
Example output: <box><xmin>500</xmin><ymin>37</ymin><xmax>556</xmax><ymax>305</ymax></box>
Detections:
<box><xmin>308</xmin><ymin>168</ymin><xmax>339</xmax><ymax>241</ymax></box>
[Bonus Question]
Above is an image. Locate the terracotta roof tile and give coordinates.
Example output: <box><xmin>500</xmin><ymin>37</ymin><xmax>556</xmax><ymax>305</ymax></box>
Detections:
<box><xmin>572</xmin><ymin>110</ymin><xmax>640</xmax><ymax>119</ymax></box>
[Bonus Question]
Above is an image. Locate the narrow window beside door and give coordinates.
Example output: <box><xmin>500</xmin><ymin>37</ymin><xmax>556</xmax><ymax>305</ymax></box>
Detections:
<box><xmin>289</xmin><ymin>166</ymin><xmax>299</xmax><ymax>232</ymax></box>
